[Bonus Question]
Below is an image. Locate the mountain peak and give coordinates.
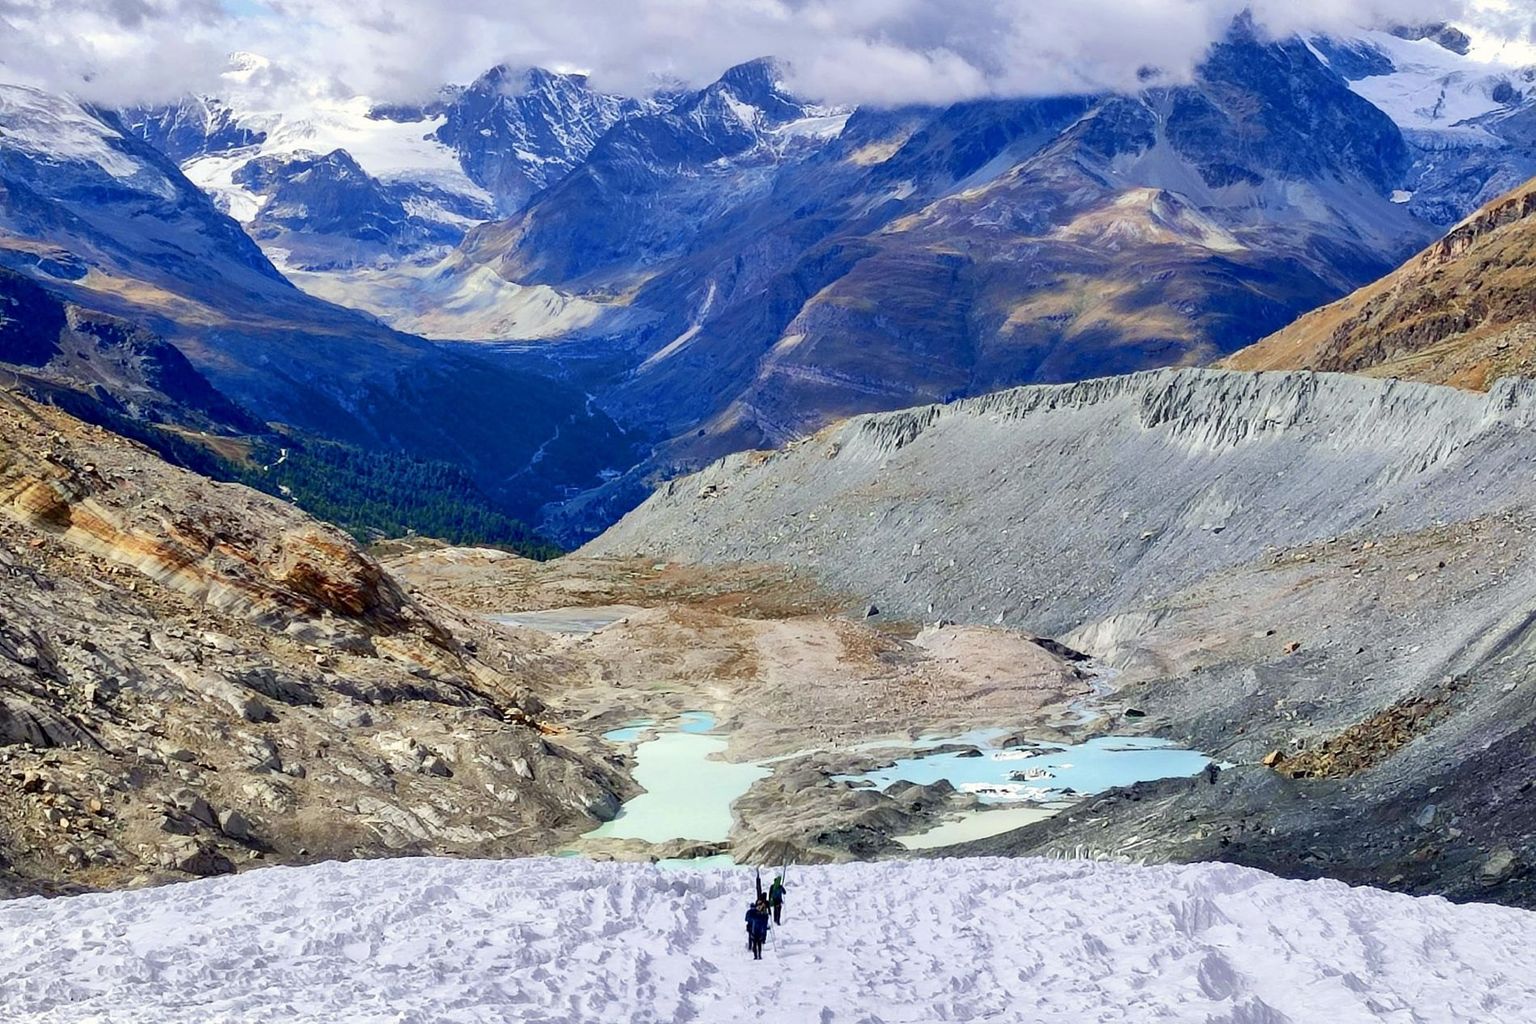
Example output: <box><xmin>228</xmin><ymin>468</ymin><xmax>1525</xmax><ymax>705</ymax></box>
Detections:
<box><xmin>1390</xmin><ymin>22</ymin><xmax>1473</xmax><ymax>56</ymax></box>
<box><xmin>713</xmin><ymin>57</ymin><xmax>794</xmax><ymax>101</ymax></box>
<box><xmin>434</xmin><ymin>64</ymin><xmax>635</xmax><ymax>211</ymax></box>
<box><xmin>689</xmin><ymin>57</ymin><xmax>813</xmax><ymax>128</ymax></box>
<box><xmin>471</xmin><ymin>64</ymin><xmax>591</xmax><ymax>100</ymax></box>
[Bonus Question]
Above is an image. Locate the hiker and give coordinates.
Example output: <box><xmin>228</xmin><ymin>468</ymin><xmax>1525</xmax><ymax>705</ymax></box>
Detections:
<box><xmin>745</xmin><ymin>896</ymin><xmax>771</xmax><ymax>960</ymax></box>
<box><xmin>768</xmin><ymin>874</ymin><xmax>786</xmax><ymax>925</ymax></box>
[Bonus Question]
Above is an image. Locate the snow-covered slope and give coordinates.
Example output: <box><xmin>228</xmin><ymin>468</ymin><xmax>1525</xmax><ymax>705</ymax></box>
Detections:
<box><xmin>1311</xmin><ymin>28</ymin><xmax>1536</xmax><ymax>224</ymax></box>
<box><xmin>135</xmin><ymin>54</ymin><xmax>496</xmax><ymax>262</ymax></box>
<box><xmin>1323</xmin><ymin>30</ymin><xmax>1526</xmax><ymax>138</ymax></box>
<box><xmin>0</xmin><ymin>857</ymin><xmax>1529</xmax><ymax>1023</ymax></box>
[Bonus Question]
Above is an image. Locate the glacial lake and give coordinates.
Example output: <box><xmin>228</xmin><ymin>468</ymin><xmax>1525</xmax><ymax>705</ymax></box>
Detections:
<box><xmin>586</xmin><ymin>713</ymin><xmax>770</xmax><ymax>844</ymax></box>
<box><xmin>586</xmin><ymin>714</ymin><xmax>1215</xmax><ymax>853</ymax></box>
<box><xmin>837</xmin><ymin>731</ymin><xmax>1215</xmax><ymax>804</ymax></box>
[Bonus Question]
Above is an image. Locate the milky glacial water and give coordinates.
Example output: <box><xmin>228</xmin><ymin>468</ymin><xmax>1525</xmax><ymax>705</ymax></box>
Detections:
<box><xmin>838</xmin><ymin>731</ymin><xmax>1215</xmax><ymax>805</ymax></box>
<box><xmin>589</xmin><ymin>714</ymin><xmax>1214</xmax><ymax>852</ymax></box>
<box><xmin>587</xmin><ymin>713</ymin><xmax>769</xmax><ymax>844</ymax></box>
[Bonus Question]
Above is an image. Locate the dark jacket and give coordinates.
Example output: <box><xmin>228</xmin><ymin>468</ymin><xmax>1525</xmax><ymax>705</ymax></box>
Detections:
<box><xmin>768</xmin><ymin>881</ymin><xmax>786</xmax><ymax>906</ymax></box>
<box><xmin>745</xmin><ymin>905</ymin><xmax>771</xmax><ymax>939</ymax></box>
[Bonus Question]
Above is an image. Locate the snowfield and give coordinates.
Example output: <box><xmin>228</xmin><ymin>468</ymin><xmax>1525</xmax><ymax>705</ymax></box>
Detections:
<box><xmin>1</xmin><ymin>857</ymin><xmax>1532</xmax><ymax>1023</ymax></box>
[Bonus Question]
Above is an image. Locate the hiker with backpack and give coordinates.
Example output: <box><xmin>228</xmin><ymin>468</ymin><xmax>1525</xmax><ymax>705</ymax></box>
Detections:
<box><xmin>745</xmin><ymin>895</ymin><xmax>771</xmax><ymax>960</ymax></box>
<box><xmin>768</xmin><ymin>875</ymin><xmax>786</xmax><ymax>925</ymax></box>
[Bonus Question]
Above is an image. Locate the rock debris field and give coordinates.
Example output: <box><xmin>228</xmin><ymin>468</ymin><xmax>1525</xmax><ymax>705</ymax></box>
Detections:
<box><xmin>1</xmin><ymin>856</ymin><xmax>1532</xmax><ymax>1023</ymax></box>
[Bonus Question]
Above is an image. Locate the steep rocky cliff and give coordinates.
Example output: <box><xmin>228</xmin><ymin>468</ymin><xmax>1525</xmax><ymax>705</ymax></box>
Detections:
<box><xmin>0</xmin><ymin>390</ymin><xmax>623</xmax><ymax>896</ymax></box>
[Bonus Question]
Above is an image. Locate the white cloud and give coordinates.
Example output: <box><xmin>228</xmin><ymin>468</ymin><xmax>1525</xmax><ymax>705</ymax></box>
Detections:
<box><xmin>0</xmin><ymin>0</ymin><xmax>1526</xmax><ymax>107</ymax></box>
<box><xmin>0</xmin><ymin>0</ymin><xmax>230</xmax><ymax>101</ymax></box>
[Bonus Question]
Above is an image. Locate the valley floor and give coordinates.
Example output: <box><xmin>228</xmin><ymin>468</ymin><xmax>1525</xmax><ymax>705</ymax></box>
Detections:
<box><xmin>1</xmin><ymin>856</ymin><xmax>1530</xmax><ymax>1023</ymax></box>
<box><xmin>387</xmin><ymin>548</ymin><xmax>1103</xmax><ymax>861</ymax></box>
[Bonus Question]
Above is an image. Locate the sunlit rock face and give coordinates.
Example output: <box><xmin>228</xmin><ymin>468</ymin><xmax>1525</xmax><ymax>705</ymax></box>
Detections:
<box><xmin>0</xmin><ymin>392</ymin><xmax>626</xmax><ymax>895</ymax></box>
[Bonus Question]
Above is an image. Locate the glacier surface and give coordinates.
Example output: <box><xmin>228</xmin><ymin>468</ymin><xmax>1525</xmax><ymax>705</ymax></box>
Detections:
<box><xmin>0</xmin><ymin>856</ymin><xmax>1531</xmax><ymax>1023</ymax></box>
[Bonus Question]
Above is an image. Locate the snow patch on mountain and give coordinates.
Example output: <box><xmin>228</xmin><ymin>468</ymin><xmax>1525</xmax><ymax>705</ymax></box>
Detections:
<box><xmin>1309</xmin><ymin>28</ymin><xmax>1536</xmax><ymax>225</ymax></box>
<box><xmin>0</xmin><ymin>856</ymin><xmax>1529</xmax><ymax>1023</ymax></box>
<box><xmin>1330</xmin><ymin>30</ymin><xmax>1531</xmax><ymax>139</ymax></box>
<box><xmin>772</xmin><ymin>110</ymin><xmax>854</xmax><ymax>143</ymax></box>
<box><xmin>0</xmin><ymin>86</ymin><xmax>175</xmax><ymax>198</ymax></box>
<box><xmin>175</xmin><ymin>84</ymin><xmax>492</xmax><ymax>229</ymax></box>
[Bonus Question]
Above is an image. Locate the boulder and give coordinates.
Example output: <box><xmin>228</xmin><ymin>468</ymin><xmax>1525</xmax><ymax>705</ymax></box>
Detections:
<box><xmin>165</xmin><ymin>838</ymin><xmax>235</xmax><ymax>877</ymax></box>
<box><xmin>170</xmin><ymin>788</ymin><xmax>216</xmax><ymax>827</ymax></box>
<box><xmin>218</xmin><ymin>809</ymin><xmax>254</xmax><ymax>842</ymax></box>
<box><xmin>1481</xmin><ymin>846</ymin><xmax>1520</xmax><ymax>886</ymax></box>
<box><xmin>156</xmin><ymin>813</ymin><xmax>196</xmax><ymax>836</ymax></box>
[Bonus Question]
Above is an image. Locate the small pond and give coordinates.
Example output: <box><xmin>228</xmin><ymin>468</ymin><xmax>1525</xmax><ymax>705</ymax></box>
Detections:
<box><xmin>842</xmin><ymin>730</ymin><xmax>1217</xmax><ymax>850</ymax></box>
<box><xmin>837</xmin><ymin>731</ymin><xmax>1215</xmax><ymax>805</ymax></box>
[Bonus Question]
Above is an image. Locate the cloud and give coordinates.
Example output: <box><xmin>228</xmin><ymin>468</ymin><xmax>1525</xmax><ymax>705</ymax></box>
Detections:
<box><xmin>0</xmin><ymin>0</ymin><xmax>230</xmax><ymax>101</ymax></box>
<box><xmin>0</xmin><ymin>0</ymin><xmax>1524</xmax><ymax>108</ymax></box>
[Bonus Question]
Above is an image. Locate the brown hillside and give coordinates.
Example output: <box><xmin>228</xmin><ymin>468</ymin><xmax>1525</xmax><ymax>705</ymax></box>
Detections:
<box><xmin>1225</xmin><ymin>177</ymin><xmax>1536</xmax><ymax>390</ymax></box>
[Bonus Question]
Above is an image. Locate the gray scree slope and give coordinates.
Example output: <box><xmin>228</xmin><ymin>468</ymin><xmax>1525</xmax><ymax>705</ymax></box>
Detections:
<box><xmin>587</xmin><ymin>368</ymin><xmax>1536</xmax><ymax>633</ymax></box>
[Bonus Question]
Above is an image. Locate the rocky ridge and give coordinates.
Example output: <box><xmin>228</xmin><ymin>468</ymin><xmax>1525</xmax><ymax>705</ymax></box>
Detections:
<box><xmin>0</xmin><ymin>390</ymin><xmax>623</xmax><ymax>895</ymax></box>
<box><xmin>588</xmin><ymin>367</ymin><xmax>1536</xmax><ymax>631</ymax></box>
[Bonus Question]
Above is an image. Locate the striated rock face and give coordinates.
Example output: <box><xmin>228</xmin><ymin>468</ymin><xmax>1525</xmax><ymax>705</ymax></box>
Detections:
<box><xmin>1227</xmin><ymin>175</ymin><xmax>1536</xmax><ymax>389</ymax></box>
<box><xmin>0</xmin><ymin>391</ymin><xmax>624</xmax><ymax>896</ymax></box>
<box><xmin>587</xmin><ymin>367</ymin><xmax>1536</xmax><ymax>633</ymax></box>
<box><xmin>0</xmin><ymin>434</ymin><xmax>409</xmax><ymax>633</ymax></box>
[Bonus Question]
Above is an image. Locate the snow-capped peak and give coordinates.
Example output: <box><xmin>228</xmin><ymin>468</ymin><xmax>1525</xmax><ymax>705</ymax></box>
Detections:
<box><xmin>226</xmin><ymin>51</ymin><xmax>273</xmax><ymax>76</ymax></box>
<box><xmin>1312</xmin><ymin>28</ymin><xmax>1534</xmax><ymax>138</ymax></box>
<box><xmin>0</xmin><ymin>84</ymin><xmax>175</xmax><ymax>197</ymax></box>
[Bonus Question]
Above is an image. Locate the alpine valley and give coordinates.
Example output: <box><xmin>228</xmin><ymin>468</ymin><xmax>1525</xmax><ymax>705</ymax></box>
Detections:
<box><xmin>1</xmin><ymin>18</ymin><xmax>1503</xmax><ymax>543</ymax></box>
<box><xmin>4</xmin><ymin>8</ymin><xmax>1536</xmax><ymax>980</ymax></box>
